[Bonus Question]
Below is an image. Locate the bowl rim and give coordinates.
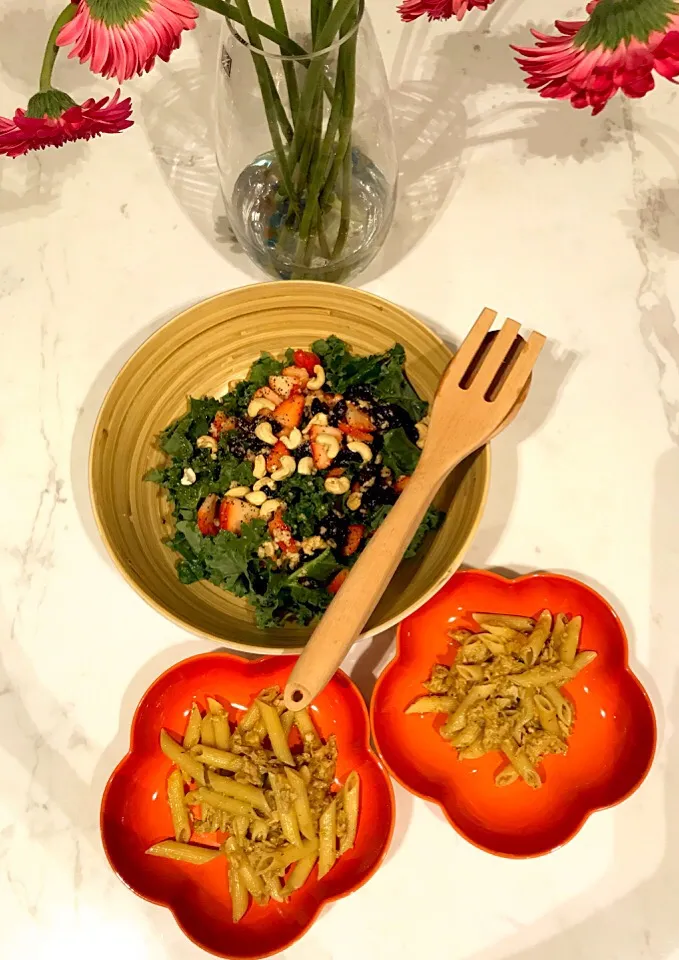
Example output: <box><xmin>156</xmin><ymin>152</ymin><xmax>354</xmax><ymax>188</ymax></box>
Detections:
<box><xmin>100</xmin><ymin>649</ymin><xmax>396</xmax><ymax>960</ymax></box>
<box><xmin>370</xmin><ymin>568</ymin><xmax>658</xmax><ymax>859</ymax></box>
<box><xmin>88</xmin><ymin>281</ymin><xmax>491</xmax><ymax>655</ymax></box>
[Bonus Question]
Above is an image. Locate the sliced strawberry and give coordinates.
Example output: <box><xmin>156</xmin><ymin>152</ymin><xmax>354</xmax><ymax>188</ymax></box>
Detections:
<box><xmin>342</xmin><ymin>524</ymin><xmax>365</xmax><ymax>557</ymax></box>
<box><xmin>254</xmin><ymin>386</ymin><xmax>282</xmax><ymax>408</ymax></box>
<box><xmin>197</xmin><ymin>494</ymin><xmax>220</xmax><ymax>536</ymax></box>
<box><xmin>311</xmin><ymin>440</ymin><xmax>332</xmax><ymax>470</ymax></box>
<box><xmin>219</xmin><ymin>498</ymin><xmax>260</xmax><ymax>535</ymax></box>
<box><xmin>327</xmin><ymin>466</ymin><xmax>345</xmax><ymax>478</ymax></box>
<box><xmin>346</xmin><ymin>402</ymin><xmax>374</xmax><ymax>433</ymax></box>
<box><xmin>394</xmin><ymin>475</ymin><xmax>410</xmax><ymax>495</ymax></box>
<box><xmin>327</xmin><ymin>569</ymin><xmax>348</xmax><ymax>595</ymax></box>
<box><xmin>273</xmin><ymin>394</ymin><xmax>304</xmax><ymax>431</ymax></box>
<box><xmin>269</xmin><ymin>375</ymin><xmax>301</xmax><ymax>399</ymax></box>
<box><xmin>268</xmin><ymin>513</ymin><xmax>298</xmax><ymax>553</ymax></box>
<box><xmin>338</xmin><ymin>423</ymin><xmax>373</xmax><ymax>443</ymax></box>
<box><xmin>309</xmin><ymin>424</ymin><xmax>342</xmax><ymax>441</ymax></box>
<box><xmin>282</xmin><ymin>365</ymin><xmax>310</xmax><ymax>387</ymax></box>
<box><xmin>210</xmin><ymin>411</ymin><xmax>236</xmax><ymax>438</ymax></box>
<box><xmin>293</xmin><ymin>350</ymin><xmax>320</xmax><ymax>374</ymax></box>
<box><xmin>266</xmin><ymin>440</ymin><xmax>288</xmax><ymax>473</ymax></box>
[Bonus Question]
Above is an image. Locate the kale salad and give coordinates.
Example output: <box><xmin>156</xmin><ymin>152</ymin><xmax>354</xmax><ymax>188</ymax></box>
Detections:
<box><xmin>145</xmin><ymin>337</ymin><xmax>443</xmax><ymax>628</ymax></box>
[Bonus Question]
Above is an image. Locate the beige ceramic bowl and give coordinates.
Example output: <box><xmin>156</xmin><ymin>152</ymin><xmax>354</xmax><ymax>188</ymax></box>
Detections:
<box><xmin>89</xmin><ymin>282</ymin><xmax>489</xmax><ymax>654</ymax></box>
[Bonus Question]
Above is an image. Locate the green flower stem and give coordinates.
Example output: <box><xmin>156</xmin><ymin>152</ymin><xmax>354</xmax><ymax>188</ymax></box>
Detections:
<box><xmin>196</xmin><ymin>0</ymin><xmax>334</xmax><ymax>102</ymax></box>
<box><xmin>233</xmin><ymin>0</ymin><xmax>297</xmax><ymax>201</ymax></box>
<box><xmin>285</xmin><ymin>0</ymin><xmax>358</xmax><ymax>175</ymax></box>
<box><xmin>320</xmin><ymin>7</ymin><xmax>357</xmax><ymax>214</ymax></box>
<box><xmin>267</xmin><ymin>0</ymin><xmax>299</xmax><ymax>122</ymax></box>
<box><xmin>332</xmin><ymin>140</ymin><xmax>352</xmax><ymax>258</ymax></box>
<box><xmin>39</xmin><ymin>4</ymin><xmax>78</xmax><ymax>92</ymax></box>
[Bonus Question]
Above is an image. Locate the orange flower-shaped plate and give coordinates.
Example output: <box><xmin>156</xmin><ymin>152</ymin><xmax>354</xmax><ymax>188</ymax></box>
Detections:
<box><xmin>371</xmin><ymin>570</ymin><xmax>656</xmax><ymax>858</ymax></box>
<box><xmin>101</xmin><ymin>653</ymin><xmax>394</xmax><ymax>958</ymax></box>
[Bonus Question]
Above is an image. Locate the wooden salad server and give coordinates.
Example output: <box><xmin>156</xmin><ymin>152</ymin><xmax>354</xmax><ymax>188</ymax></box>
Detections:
<box><xmin>283</xmin><ymin>309</ymin><xmax>546</xmax><ymax>712</ymax></box>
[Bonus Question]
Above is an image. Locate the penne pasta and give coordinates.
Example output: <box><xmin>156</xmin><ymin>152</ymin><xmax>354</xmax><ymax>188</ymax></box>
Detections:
<box><xmin>559</xmin><ymin>615</ymin><xmax>582</xmax><ymax>666</ymax></box>
<box><xmin>534</xmin><ymin>693</ymin><xmax>560</xmax><ymax>736</ymax></box>
<box><xmin>207</xmin><ymin>770</ymin><xmax>270</xmax><ymax>814</ymax></box>
<box><xmin>200</xmin><ymin>713</ymin><xmax>216</xmax><ymax>747</ymax></box>
<box><xmin>318</xmin><ymin>798</ymin><xmax>337</xmax><ymax>879</ymax></box>
<box><xmin>229</xmin><ymin>859</ymin><xmax>249</xmax><ymax>923</ymax></box>
<box><xmin>271</xmin><ymin>838</ymin><xmax>319</xmax><ymax>872</ymax></box>
<box><xmin>183</xmin><ymin>703</ymin><xmax>202</xmax><ymax>749</ymax></box>
<box><xmin>167</xmin><ymin>768</ymin><xmax>191</xmax><ymax>842</ymax></box>
<box><xmin>338</xmin><ymin>771</ymin><xmax>360</xmax><ymax>854</ymax></box>
<box><xmin>285</xmin><ymin>767</ymin><xmax>316</xmax><ymax>840</ymax></box>
<box><xmin>495</xmin><ymin>764</ymin><xmax>519</xmax><ymax>787</ymax></box>
<box><xmin>270</xmin><ymin>771</ymin><xmax>302</xmax><ymax>846</ymax></box>
<box><xmin>186</xmin><ymin>787</ymin><xmax>253</xmax><ymax>818</ymax></box>
<box><xmin>408</xmin><ymin>607</ymin><xmax>596</xmax><ymax>790</ymax></box>
<box><xmin>543</xmin><ymin>683</ymin><xmax>573</xmax><ymax>727</ymax></box>
<box><xmin>405</xmin><ymin>695</ymin><xmax>458</xmax><ymax>715</ymax></box>
<box><xmin>281</xmin><ymin>709</ymin><xmax>296</xmax><ymax>738</ymax></box>
<box><xmin>293</xmin><ymin>708</ymin><xmax>321</xmax><ymax>747</ymax></box>
<box><xmin>146</xmin><ymin>840</ymin><xmax>220</xmax><ymax>864</ymax></box>
<box><xmin>520</xmin><ymin>609</ymin><xmax>553</xmax><ymax>666</ymax></box>
<box><xmin>258</xmin><ymin>699</ymin><xmax>295</xmax><ymax>766</ymax></box>
<box><xmin>472</xmin><ymin>612</ymin><xmax>535</xmax><ymax>632</ymax></box>
<box><xmin>190</xmin><ymin>744</ymin><xmax>243</xmax><ymax>773</ymax></box>
<box><xmin>160</xmin><ymin>729</ymin><xmax>206</xmax><ymax>785</ymax></box>
<box><xmin>502</xmin><ymin>738</ymin><xmax>542</xmax><ymax>790</ymax></box>
<box><xmin>152</xmin><ymin>687</ymin><xmax>357</xmax><ymax>922</ymax></box>
<box><xmin>282</xmin><ymin>853</ymin><xmax>318</xmax><ymax>896</ymax></box>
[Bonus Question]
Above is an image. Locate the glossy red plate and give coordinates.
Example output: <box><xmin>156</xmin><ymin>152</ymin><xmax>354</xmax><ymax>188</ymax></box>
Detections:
<box><xmin>101</xmin><ymin>653</ymin><xmax>394</xmax><ymax>958</ymax></box>
<box><xmin>371</xmin><ymin>570</ymin><xmax>656</xmax><ymax>858</ymax></box>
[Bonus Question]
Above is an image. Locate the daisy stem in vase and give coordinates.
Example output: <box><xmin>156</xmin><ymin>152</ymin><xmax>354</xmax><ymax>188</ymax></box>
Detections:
<box><xmin>232</xmin><ymin>0</ymin><xmax>297</xmax><ymax>202</ymax></box>
<box><xmin>39</xmin><ymin>4</ymin><xmax>77</xmax><ymax>92</ymax></box>
<box><xmin>267</xmin><ymin>0</ymin><xmax>299</xmax><ymax>121</ymax></box>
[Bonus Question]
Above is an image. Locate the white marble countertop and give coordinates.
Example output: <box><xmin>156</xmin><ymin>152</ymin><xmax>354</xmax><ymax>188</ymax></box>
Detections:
<box><xmin>1</xmin><ymin>0</ymin><xmax>678</xmax><ymax>957</ymax></box>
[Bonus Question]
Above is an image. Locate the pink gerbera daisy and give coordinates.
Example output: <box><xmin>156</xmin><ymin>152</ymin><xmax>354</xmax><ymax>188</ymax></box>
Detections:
<box><xmin>399</xmin><ymin>0</ymin><xmax>494</xmax><ymax>20</ymax></box>
<box><xmin>513</xmin><ymin>0</ymin><xmax>679</xmax><ymax>115</ymax></box>
<box><xmin>57</xmin><ymin>0</ymin><xmax>198</xmax><ymax>83</ymax></box>
<box><xmin>0</xmin><ymin>88</ymin><xmax>133</xmax><ymax>158</ymax></box>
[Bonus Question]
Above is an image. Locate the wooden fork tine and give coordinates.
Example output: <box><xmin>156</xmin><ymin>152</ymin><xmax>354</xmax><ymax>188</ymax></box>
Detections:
<box><xmin>447</xmin><ymin>308</ymin><xmax>497</xmax><ymax>378</ymax></box>
<box><xmin>471</xmin><ymin>319</ymin><xmax>521</xmax><ymax>394</ymax></box>
<box><xmin>496</xmin><ymin>331</ymin><xmax>546</xmax><ymax>400</ymax></box>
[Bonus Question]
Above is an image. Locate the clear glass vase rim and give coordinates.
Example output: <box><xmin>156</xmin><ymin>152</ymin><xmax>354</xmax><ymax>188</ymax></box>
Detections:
<box><xmin>224</xmin><ymin>0</ymin><xmax>365</xmax><ymax>62</ymax></box>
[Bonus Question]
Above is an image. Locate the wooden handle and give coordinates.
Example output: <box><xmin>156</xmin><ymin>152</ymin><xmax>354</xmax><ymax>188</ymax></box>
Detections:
<box><xmin>283</xmin><ymin>459</ymin><xmax>449</xmax><ymax>711</ymax></box>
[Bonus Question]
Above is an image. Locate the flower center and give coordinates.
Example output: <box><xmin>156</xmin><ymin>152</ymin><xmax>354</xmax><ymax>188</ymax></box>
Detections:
<box><xmin>576</xmin><ymin>0</ymin><xmax>679</xmax><ymax>50</ymax></box>
<box><xmin>26</xmin><ymin>89</ymin><xmax>76</xmax><ymax>119</ymax></box>
<box><xmin>86</xmin><ymin>0</ymin><xmax>152</xmax><ymax>27</ymax></box>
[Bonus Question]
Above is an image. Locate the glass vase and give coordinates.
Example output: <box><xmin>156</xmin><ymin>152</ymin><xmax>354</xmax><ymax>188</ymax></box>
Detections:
<box><xmin>215</xmin><ymin>0</ymin><xmax>397</xmax><ymax>283</ymax></box>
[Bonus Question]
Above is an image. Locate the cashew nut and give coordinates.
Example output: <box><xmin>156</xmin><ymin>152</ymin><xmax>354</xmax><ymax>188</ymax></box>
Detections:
<box><xmin>245</xmin><ymin>490</ymin><xmax>268</xmax><ymax>506</ymax></box>
<box><xmin>259</xmin><ymin>499</ymin><xmax>283</xmax><ymax>518</ymax></box>
<box><xmin>346</xmin><ymin>491</ymin><xmax>363</xmax><ymax>510</ymax></box>
<box><xmin>347</xmin><ymin>441</ymin><xmax>372</xmax><ymax>463</ymax></box>
<box><xmin>253</xmin><ymin>454</ymin><xmax>267</xmax><ymax>479</ymax></box>
<box><xmin>315</xmin><ymin>433</ymin><xmax>340</xmax><ymax>460</ymax></box>
<box><xmin>253</xmin><ymin>477</ymin><xmax>276</xmax><ymax>492</ymax></box>
<box><xmin>415</xmin><ymin>420</ymin><xmax>429</xmax><ymax>450</ymax></box>
<box><xmin>270</xmin><ymin>455</ymin><xmax>296</xmax><ymax>481</ymax></box>
<box><xmin>306</xmin><ymin>365</ymin><xmax>326</xmax><ymax>390</ymax></box>
<box><xmin>196</xmin><ymin>435</ymin><xmax>218</xmax><ymax>455</ymax></box>
<box><xmin>325</xmin><ymin>476</ymin><xmax>351</xmax><ymax>495</ymax></box>
<box><xmin>226</xmin><ymin>486</ymin><xmax>251</xmax><ymax>498</ymax></box>
<box><xmin>180</xmin><ymin>467</ymin><xmax>196</xmax><ymax>486</ymax></box>
<box><xmin>248</xmin><ymin>397</ymin><xmax>277</xmax><ymax>417</ymax></box>
<box><xmin>302</xmin><ymin>412</ymin><xmax>328</xmax><ymax>434</ymax></box>
<box><xmin>297</xmin><ymin>457</ymin><xmax>315</xmax><ymax>475</ymax></box>
<box><xmin>255</xmin><ymin>421</ymin><xmax>277</xmax><ymax>445</ymax></box>
<box><xmin>280</xmin><ymin>428</ymin><xmax>303</xmax><ymax>451</ymax></box>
